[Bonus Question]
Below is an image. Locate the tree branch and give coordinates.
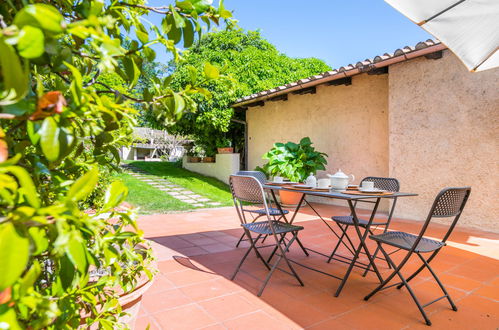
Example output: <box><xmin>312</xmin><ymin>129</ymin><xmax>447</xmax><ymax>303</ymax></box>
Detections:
<box><xmin>84</xmin><ymin>70</ymin><xmax>101</xmax><ymax>87</ymax></box>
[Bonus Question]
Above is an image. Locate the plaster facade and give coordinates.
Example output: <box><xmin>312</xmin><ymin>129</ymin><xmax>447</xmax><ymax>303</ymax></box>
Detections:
<box><xmin>247</xmin><ymin>73</ymin><xmax>390</xmax><ymax>180</ymax></box>
<box><xmin>388</xmin><ymin>50</ymin><xmax>499</xmax><ymax>231</ymax></box>
<box><xmin>246</xmin><ymin>50</ymin><xmax>499</xmax><ymax>232</ymax></box>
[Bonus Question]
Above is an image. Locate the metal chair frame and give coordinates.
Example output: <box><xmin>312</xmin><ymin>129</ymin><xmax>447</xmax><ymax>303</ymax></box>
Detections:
<box><xmin>328</xmin><ymin>177</ymin><xmax>401</xmax><ymax>276</ymax></box>
<box><xmin>364</xmin><ymin>187</ymin><xmax>471</xmax><ymax>326</ymax></box>
<box><xmin>234</xmin><ymin>171</ymin><xmax>289</xmax><ymax>248</ymax></box>
<box><xmin>229</xmin><ymin>175</ymin><xmax>305</xmax><ymax>296</ymax></box>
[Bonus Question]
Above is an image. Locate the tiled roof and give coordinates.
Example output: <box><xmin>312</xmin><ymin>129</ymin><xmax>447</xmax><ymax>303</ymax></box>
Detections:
<box><xmin>233</xmin><ymin>39</ymin><xmax>445</xmax><ymax>107</ymax></box>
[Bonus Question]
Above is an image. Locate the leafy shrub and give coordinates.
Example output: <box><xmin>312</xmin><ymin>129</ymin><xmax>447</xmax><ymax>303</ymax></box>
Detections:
<box><xmin>0</xmin><ymin>1</ymin><xmax>235</xmax><ymax>328</ymax></box>
<box><xmin>259</xmin><ymin>137</ymin><xmax>328</xmax><ymax>182</ymax></box>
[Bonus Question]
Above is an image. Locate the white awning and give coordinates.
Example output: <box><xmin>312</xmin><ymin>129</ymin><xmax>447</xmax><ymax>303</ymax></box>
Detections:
<box><xmin>385</xmin><ymin>0</ymin><xmax>499</xmax><ymax>72</ymax></box>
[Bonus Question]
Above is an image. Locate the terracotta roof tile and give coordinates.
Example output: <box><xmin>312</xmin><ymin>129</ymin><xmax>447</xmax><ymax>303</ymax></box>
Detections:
<box><xmin>234</xmin><ymin>39</ymin><xmax>443</xmax><ymax>106</ymax></box>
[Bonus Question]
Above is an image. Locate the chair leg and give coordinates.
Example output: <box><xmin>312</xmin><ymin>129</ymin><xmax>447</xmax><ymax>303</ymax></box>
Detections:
<box><xmin>257</xmin><ymin>233</ymin><xmax>303</xmax><ymax>297</ymax></box>
<box><xmin>279</xmin><ymin>234</ymin><xmax>304</xmax><ymax>286</ymax></box>
<box><xmin>364</xmin><ymin>243</ymin><xmax>405</xmax><ymax>300</ymax></box>
<box><xmin>396</xmin><ymin>250</ymin><xmax>439</xmax><ymax>289</ymax></box>
<box><xmin>327</xmin><ymin>224</ymin><xmax>349</xmax><ymax>263</ymax></box>
<box><xmin>231</xmin><ymin>232</ymin><xmax>269</xmax><ymax>281</ymax></box>
<box><xmin>361</xmin><ymin>228</ymin><xmax>391</xmax><ymax>277</ymax></box>
<box><xmin>365</xmin><ymin>244</ymin><xmax>432</xmax><ymax>326</ymax></box>
<box><xmin>417</xmin><ymin>253</ymin><xmax>457</xmax><ymax>311</ymax></box>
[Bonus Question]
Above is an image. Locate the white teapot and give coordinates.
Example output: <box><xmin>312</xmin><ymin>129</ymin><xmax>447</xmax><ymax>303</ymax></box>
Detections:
<box><xmin>328</xmin><ymin>169</ymin><xmax>355</xmax><ymax>190</ymax></box>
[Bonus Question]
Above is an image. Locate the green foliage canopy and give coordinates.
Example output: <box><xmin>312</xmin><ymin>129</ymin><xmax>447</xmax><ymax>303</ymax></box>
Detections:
<box><xmin>166</xmin><ymin>30</ymin><xmax>331</xmax><ymax>155</ymax></box>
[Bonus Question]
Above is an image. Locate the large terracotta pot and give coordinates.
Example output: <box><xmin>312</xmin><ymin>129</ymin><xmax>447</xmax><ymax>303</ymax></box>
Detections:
<box><xmin>82</xmin><ymin>245</ymin><xmax>156</xmax><ymax>329</ymax></box>
<box><xmin>279</xmin><ymin>190</ymin><xmax>303</xmax><ymax>206</ymax></box>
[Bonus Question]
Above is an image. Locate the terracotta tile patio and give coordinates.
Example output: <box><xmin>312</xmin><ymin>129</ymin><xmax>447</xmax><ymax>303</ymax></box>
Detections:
<box><xmin>136</xmin><ymin>204</ymin><xmax>499</xmax><ymax>329</ymax></box>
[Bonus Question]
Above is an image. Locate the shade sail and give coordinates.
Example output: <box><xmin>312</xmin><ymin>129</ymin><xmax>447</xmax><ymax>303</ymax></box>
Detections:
<box><xmin>386</xmin><ymin>0</ymin><xmax>499</xmax><ymax>72</ymax></box>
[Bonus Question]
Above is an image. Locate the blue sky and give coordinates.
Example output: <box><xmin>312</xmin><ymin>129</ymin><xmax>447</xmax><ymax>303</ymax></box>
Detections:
<box><xmin>148</xmin><ymin>0</ymin><xmax>432</xmax><ymax>68</ymax></box>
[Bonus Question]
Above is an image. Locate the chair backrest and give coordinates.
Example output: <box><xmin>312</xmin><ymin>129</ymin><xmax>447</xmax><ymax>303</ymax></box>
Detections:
<box><xmin>229</xmin><ymin>175</ymin><xmax>266</xmax><ymax>204</ymax></box>
<box><xmin>236</xmin><ymin>171</ymin><xmax>267</xmax><ymax>184</ymax></box>
<box><xmin>361</xmin><ymin>176</ymin><xmax>400</xmax><ymax>192</ymax></box>
<box><xmin>418</xmin><ymin>187</ymin><xmax>471</xmax><ymax>245</ymax></box>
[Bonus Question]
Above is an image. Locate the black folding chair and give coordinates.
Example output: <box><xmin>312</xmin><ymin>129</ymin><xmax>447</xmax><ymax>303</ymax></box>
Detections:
<box><xmin>229</xmin><ymin>175</ymin><xmax>304</xmax><ymax>296</ymax></box>
<box><xmin>234</xmin><ymin>171</ymin><xmax>289</xmax><ymax>247</ymax></box>
<box><xmin>364</xmin><ymin>187</ymin><xmax>471</xmax><ymax>326</ymax></box>
<box><xmin>328</xmin><ymin>177</ymin><xmax>400</xmax><ymax>274</ymax></box>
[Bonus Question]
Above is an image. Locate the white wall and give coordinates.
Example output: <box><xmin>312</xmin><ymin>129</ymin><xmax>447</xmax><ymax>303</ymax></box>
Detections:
<box><xmin>182</xmin><ymin>154</ymin><xmax>240</xmax><ymax>184</ymax></box>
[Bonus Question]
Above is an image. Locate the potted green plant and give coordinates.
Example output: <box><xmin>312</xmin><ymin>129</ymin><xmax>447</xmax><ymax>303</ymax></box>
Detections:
<box><xmin>203</xmin><ymin>148</ymin><xmax>216</xmax><ymax>163</ymax></box>
<box><xmin>259</xmin><ymin>137</ymin><xmax>328</xmax><ymax>205</ymax></box>
<box><xmin>216</xmin><ymin>137</ymin><xmax>233</xmax><ymax>154</ymax></box>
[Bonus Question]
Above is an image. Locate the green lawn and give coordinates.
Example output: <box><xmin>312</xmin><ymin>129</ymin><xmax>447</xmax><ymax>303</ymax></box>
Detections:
<box><xmin>118</xmin><ymin>161</ymin><xmax>233</xmax><ymax>214</ymax></box>
<box><xmin>115</xmin><ymin>172</ymin><xmax>193</xmax><ymax>214</ymax></box>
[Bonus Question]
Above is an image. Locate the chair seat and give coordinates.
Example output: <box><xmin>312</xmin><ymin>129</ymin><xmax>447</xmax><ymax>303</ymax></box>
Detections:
<box><xmin>247</xmin><ymin>207</ymin><xmax>289</xmax><ymax>216</ymax></box>
<box><xmin>243</xmin><ymin>221</ymin><xmax>303</xmax><ymax>235</ymax></box>
<box><xmin>370</xmin><ymin>231</ymin><xmax>445</xmax><ymax>253</ymax></box>
<box><xmin>332</xmin><ymin>215</ymin><xmax>388</xmax><ymax>227</ymax></box>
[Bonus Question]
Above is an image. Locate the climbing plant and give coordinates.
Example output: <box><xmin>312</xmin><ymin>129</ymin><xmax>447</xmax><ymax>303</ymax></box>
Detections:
<box><xmin>0</xmin><ymin>0</ymin><xmax>234</xmax><ymax>329</ymax></box>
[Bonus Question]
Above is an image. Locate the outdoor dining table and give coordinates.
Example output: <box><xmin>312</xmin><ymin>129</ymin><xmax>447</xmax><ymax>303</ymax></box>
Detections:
<box><xmin>262</xmin><ymin>183</ymin><xmax>418</xmax><ymax>297</ymax></box>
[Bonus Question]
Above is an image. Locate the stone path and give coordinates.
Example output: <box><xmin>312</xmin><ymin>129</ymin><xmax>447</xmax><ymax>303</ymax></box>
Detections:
<box><xmin>121</xmin><ymin>164</ymin><xmax>222</xmax><ymax>208</ymax></box>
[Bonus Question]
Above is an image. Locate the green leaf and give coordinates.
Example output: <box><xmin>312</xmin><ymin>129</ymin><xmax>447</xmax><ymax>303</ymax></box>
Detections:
<box><xmin>191</xmin><ymin>0</ymin><xmax>213</xmax><ymax>13</ymax></box>
<box><xmin>161</xmin><ymin>17</ymin><xmax>172</xmax><ymax>35</ymax></box>
<box><xmin>19</xmin><ymin>260</ymin><xmax>41</xmax><ymax>296</ymax></box>
<box><xmin>26</xmin><ymin>120</ymin><xmax>41</xmax><ymax>145</ymax></box>
<box><xmin>0</xmin><ymin>306</ymin><xmax>22</xmax><ymax>330</ymax></box>
<box><xmin>103</xmin><ymin>180</ymin><xmax>128</xmax><ymax>211</ymax></box>
<box><xmin>28</xmin><ymin>227</ymin><xmax>48</xmax><ymax>256</ymax></box>
<box><xmin>0</xmin><ymin>38</ymin><xmax>29</xmax><ymax>106</ymax></box>
<box><xmin>65</xmin><ymin>62</ymin><xmax>83</xmax><ymax>104</ymax></box>
<box><xmin>65</xmin><ymin>239</ymin><xmax>88</xmax><ymax>274</ymax></box>
<box><xmin>2</xmin><ymin>99</ymin><xmax>33</xmax><ymax>117</ymax></box>
<box><xmin>66</xmin><ymin>167</ymin><xmax>99</xmax><ymax>202</ymax></box>
<box><xmin>299</xmin><ymin>137</ymin><xmax>312</xmax><ymax>146</ymax></box>
<box><xmin>3</xmin><ymin>166</ymin><xmax>40</xmax><ymax>208</ymax></box>
<box><xmin>170</xmin><ymin>5</ymin><xmax>186</xmax><ymax>28</ymax></box>
<box><xmin>59</xmin><ymin>254</ymin><xmax>76</xmax><ymax>290</ymax></box>
<box><xmin>173</xmin><ymin>93</ymin><xmax>186</xmax><ymax>115</ymax></box>
<box><xmin>204</xmin><ymin>62</ymin><xmax>219</xmax><ymax>79</ymax></box>
<box><xmin>135</xmin><ymin>23</ymin><xmax>149</xmax><ymax>44</ymax></box>
<box><xmin>177</xmin><ymin>1</ymin><xmax>195</xmax><ymax>11</ymax></box>
<box><xmin>0</xmin><ymin>223</ymin><xmax>30</xmax><ymax>291</ymax></box>
<box><xmin>14</xmin><ymin>4</ymin><xmax>65</xmax><ymax>34</ymax></box>
<box><xmin>39</xmin><ymin>117</ymin><xmax>60</xmax><ymax>162</ymax></box>
<box><xmin>182</xmin><ymin>19</ymin><xmax>195</xmax><ymax>48</ymax></box>
<box><xmin>123</xmin><ymin>56</ymin><xmax>140</xmax><ymax>88</ymax></box>
<box><xmin>17</xmin><ymin>26</ymin><xmax>45</xmax><ymax>59</ymax></box>
<box><xmin>166</xmin><ymin>16</ymin><xmax>181</xmax><ymax>44</ymax></box>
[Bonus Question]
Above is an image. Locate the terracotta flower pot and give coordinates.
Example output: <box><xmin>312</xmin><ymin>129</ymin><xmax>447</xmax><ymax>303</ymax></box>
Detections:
<box><xmin>189</xmin><ymin>156</ymin><xmax>201</xmax><ymax>163</ymax></box>
<box><xmin>203</xmin><ymin>157</ymin><xmax>215</xmax><ymax>163</ymax></box>
<box><xmin>279</xmin><ymin>190</ymin><xmax>303</xmax><ymax>206</ymax></box>
<box><xmin>217</xmin><ymin>147</ymin><xmax>233</xmax><ymax>154</ymax></box>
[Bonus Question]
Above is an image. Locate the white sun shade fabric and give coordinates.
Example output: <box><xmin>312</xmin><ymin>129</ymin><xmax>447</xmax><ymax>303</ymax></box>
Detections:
<box><xmin>385</xmin><ymin>0</ymin><xmax>499</xmax><ymax>72</ymax></box>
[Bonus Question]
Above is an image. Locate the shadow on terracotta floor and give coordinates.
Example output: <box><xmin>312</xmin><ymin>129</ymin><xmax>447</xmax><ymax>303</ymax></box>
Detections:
<box><xmin>137</xmin><ymin>204</ymin><xmax>498</xmax><ymax>330</ymax></box>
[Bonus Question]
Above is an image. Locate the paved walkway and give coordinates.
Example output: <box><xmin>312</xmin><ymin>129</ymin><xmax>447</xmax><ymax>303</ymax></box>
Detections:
<box><xmin>136</xmin><ymin>204</ymin><xmax>499</xmax><ymax>329</ymax></box>
<box><xmin>121</xmin><ymin>164</ymin><xmax>221</xmax><ymax>208</ymax></box>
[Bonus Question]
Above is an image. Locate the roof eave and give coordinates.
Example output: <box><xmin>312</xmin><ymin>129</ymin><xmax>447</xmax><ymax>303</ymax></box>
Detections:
<box><xmin>232</xmin><ymin>43</ymin><xmax>447</xmax><ymax>108</ymax></box>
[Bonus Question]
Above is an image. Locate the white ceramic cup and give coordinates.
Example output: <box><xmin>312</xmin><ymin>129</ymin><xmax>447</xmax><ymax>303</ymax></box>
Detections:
<box><xmin>317</xmin><ymin>178</ymin><xmax>330</xmax><ymax>189</ymax></box>
<box><xmin>361</xmin><ymin>181</ymin><xmax>375</xmax><ymax>190</ymax></box>
<box><xmin>273</xmin><ymin>176</ymin><xmax>284</xmax><ymax>183</ymax></box>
